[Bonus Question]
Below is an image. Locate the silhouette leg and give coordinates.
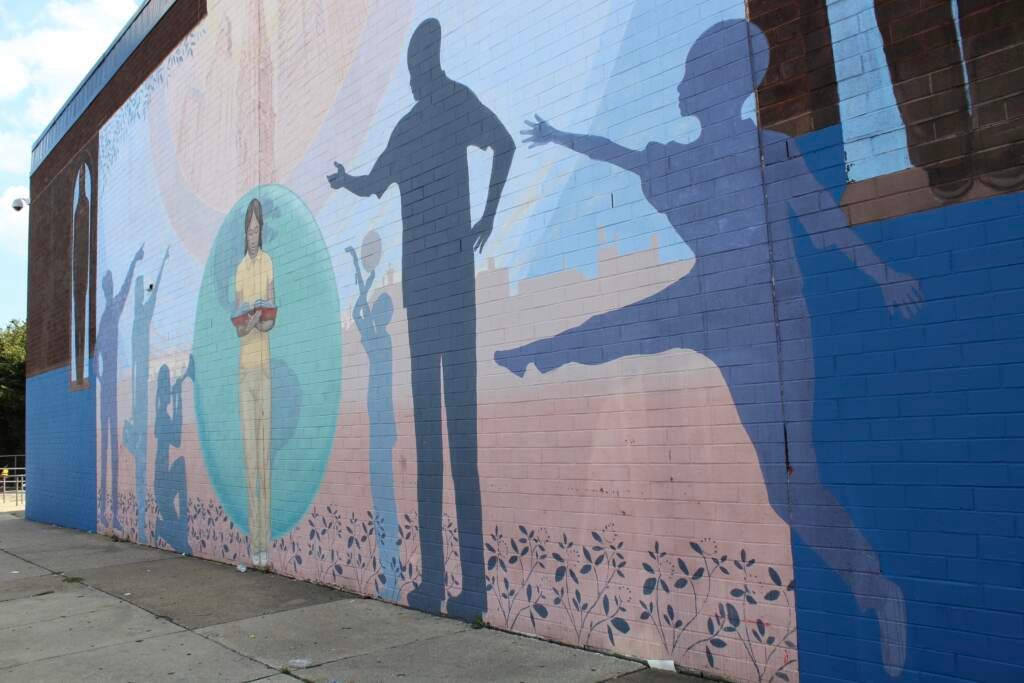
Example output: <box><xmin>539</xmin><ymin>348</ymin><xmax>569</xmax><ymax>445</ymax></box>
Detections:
<box><xmin>369</xmin><ymin>429</ymin><xmax>401</xmax><ymax>600</ymax></box>
<box><xmin>134</xmin><ymin>441</ymin><xmax>147</xmax><ymax>543</ymax></box>
<box><xmin>442</xmin><ymin>312</ymin><xmax>485</xmax><ymax>620</ymax></box>
<box><xmin>725</xmin><ymin>362</ymin><xmax>906</xmax><ymax>677</ymax></box>
<box><xmin>158</xmin><ymin>457</ymin><xmax>191</xmax><ymax>554</ymax></box>
<box><xmin>406</xmin><ymin>314</ymin><xmax>444</xmax><ymax>613</ymax></box>
<box><xmin>495</xmin><ymin>276</ymin><xmax>703</xmax><ymax>376</ymax></box>
<box><xmin>109</xmin><ymin>400</ymin><xmax>122</xmax><ymax>532</ymax></box>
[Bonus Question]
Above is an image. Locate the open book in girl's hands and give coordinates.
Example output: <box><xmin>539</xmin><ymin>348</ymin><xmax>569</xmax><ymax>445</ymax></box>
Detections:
<box><xmin>231</xmin><ymin>299</ymin><xmax>278</xmax><ymax>327</ymax></box>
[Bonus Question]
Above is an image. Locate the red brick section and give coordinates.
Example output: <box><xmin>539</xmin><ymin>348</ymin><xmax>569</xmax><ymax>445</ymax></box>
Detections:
<box><xmin>748</xmin><ymin>0</ymin><xmax>840</xmax><ymax>137</ymax></box>
<box><xmin>26</xmin><ymin>0</ymin><xmax>207</xmax><ymax>378</ymax></box>
<box><xmin>26</xmin><ymin>141</ymin><xmax>97</xmax><ymax>380</ymax></box>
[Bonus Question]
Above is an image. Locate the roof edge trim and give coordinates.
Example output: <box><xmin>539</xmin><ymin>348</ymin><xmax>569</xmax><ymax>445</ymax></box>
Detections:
<box><xmin>30</xmin><ymin>0</ymin><xmax>176</xmax><ymax>173</ymax></box>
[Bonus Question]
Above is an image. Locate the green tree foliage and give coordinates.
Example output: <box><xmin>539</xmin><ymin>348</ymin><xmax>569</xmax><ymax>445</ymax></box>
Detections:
<box><xmin>0</xmin><ymin>320</ymin><xmax>26</xmax><ymax>455</ymax></box>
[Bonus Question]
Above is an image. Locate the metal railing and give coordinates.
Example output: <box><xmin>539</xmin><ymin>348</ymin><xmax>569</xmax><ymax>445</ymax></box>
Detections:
<box><xmin>1</xmin><ymin>466</ymin><xmax>25</xmax><ymax>507</ymax></box>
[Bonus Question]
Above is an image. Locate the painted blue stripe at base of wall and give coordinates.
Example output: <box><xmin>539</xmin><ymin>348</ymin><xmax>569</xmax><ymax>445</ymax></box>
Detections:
<box><xmin>26</xmin><ymin>364</ymin><xmax>96</xmax><ymax>532</ymax></box>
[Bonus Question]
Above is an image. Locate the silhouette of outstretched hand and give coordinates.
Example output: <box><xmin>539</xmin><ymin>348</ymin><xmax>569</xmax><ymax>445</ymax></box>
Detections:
<box><xmin>134</xmin><ymin>244</ymin><xmax>145</xmax><ymax>262</ymax></box>
<box><xmin>163</xmin><ymin>246</ymin><xmax>170</xmax><ymax>262</ymax></box>
<box><xmin>522</xmin><ymin>115</ymin><xmax>557</xmax><ymax>148</ymax></box>
<box><xmin>472</xmin><ymin>216</ymin><xmax>494</xmax><ymax>253</ymax></box>
<box><xmin>882</xmin><ymin>274</ymin><xmax>924</xmax><ymax>320</ymax></box>
<box><xmin>327</xmin><ymin>162</ymin><xmax>348</xmax><ymax>189</ymax></box>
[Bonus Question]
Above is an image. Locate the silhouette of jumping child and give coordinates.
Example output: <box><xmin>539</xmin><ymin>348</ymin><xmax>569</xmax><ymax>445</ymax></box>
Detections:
<box><xmin>347</xmin><ymin>231</ymin><xmax>401</xmax><ymax>601</ymax></box>
<box><xmin>153</xmin><ymin>357</ymin><xmax>194</xmax><ymax>554</ymax></box>
<box><xmin>495</xmin><ymin>20</ymin><xmax>922</xmax><ymax>676</ymax></box>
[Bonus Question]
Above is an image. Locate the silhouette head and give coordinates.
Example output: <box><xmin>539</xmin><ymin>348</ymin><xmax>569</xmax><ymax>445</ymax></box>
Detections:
<box><xmin>677</xmin><ymin>20</ymin><xmax>769</xmax><ymax>121</ymax></box>
<box><xmin>371</xmin><ymin>292</ymin><xmax>394</xmax><ymax>328</ymax></box>
<box><xmin>102</xmin><ymin>271</ymin><xmax>114</xmax><ymax>300</ymax></box>
<box><xmin>134</xmin><ymin>276</ymin><xmax>145</xmax><ymax>307</ymax></box>
<box><xmin>244</xmin><ymin>198</ymin><xmax>263</xmax><ymax>257</ymax></box>
<box><xmin>408</xmin><ymin>18</ymin><xmax>444</xmax><ymax>101</ymax></box>
<box><xmin>361</xmin><ymin>230</ymin><xmax>382</xmax><ymax>272</ymax></box>
<box><xmin>156</xmin><ymin>364</ymin><xmax>171</xmax><ymax>408</ymax></box>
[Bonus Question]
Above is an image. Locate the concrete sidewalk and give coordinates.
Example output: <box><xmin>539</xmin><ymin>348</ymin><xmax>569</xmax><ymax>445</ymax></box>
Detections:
<box><xmin>0</xmin><ymin>512</ymin><xmax>696</xmax><ymax>682</ymax></box>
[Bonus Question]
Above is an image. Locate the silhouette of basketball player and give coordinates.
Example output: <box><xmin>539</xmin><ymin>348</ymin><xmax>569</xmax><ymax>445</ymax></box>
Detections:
<box><xmin>327</xmin><ymin>19</ymin><xmax>515</xmax><ymax>619</ymax></box>
<box><xmin>124</xmin><ymin>246</ymin><xmax>169</xmax><ymax>542</ymax></box>
<box><xmin>97</xmin><ymin>244</ymin><xmax>144</xmax><ymax>530</ymax></box>
<box><xmin>495</xmin><ymin>20</ymin><xmax>919</xmax><ymax>675</ymax></box>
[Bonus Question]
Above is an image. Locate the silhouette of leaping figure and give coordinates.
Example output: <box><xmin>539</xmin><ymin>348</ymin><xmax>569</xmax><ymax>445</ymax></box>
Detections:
<box><xmin>495</xmin><ymin>20</ymin><xmax>921</xmax><ymax>676</ymax></box>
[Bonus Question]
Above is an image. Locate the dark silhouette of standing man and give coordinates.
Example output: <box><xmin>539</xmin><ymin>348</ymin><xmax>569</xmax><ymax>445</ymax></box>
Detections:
<box><xmin>327</xmin><ymin>18</ymin><xmax>514</xmax><ymax>619</ymax></box>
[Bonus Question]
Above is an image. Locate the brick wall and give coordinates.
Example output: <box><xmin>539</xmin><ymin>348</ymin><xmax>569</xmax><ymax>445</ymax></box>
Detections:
<box><xmin>27</xmin><ymin>1</ymin><xmax>1024</xmax><ymax>681</ymax></box>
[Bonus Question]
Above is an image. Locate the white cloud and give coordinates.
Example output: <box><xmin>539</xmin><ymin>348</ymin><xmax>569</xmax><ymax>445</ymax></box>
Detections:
<box><xmin>0</xmin><ymin>130</ymin><xmax>33</xmax><ymax>175</ymax></box>
<box><xmin>0</xmin><ymin>0</ymin><xmax>139</xmax><ymax>127</ymax></box>
<box><xmin>0</xmin><ymin>185</ymin><xmax>30</xmax><ymax>257</ymax></box>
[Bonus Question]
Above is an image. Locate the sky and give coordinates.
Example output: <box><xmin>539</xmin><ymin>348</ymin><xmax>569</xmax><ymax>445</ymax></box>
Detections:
<box><xmin>0</xmin><ymin>0</ymin><xmax>141</xmax><ymax>325</ymax></box>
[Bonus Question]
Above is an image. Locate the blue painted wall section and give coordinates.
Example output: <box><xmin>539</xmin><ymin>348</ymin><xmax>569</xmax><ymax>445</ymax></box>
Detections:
<box><xmin>791</xmin><ymin>123</ymin><xmax>1024</xmax><ymax>683</ymax></box>
<box><xmin>25</xmin><ymin>364</ymin><xmax>97</xmax><ymax>532</ymax></box>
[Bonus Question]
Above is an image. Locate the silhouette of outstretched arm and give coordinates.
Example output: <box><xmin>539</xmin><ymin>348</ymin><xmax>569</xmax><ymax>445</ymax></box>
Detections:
<box><xmin>116</xmin><ymin>244</ymin><xmax>145</xmax><ymax>313</ymax></box>
<box><xmin>523</xmin><ymin>115</ymin><xmax>643</xmax><ymax>173</ymax></box>
<box><xmin>778</xmin><ymin>146</ymin><xmax>924</xmax><ymax>319</ymax></box>
<box><xmin>327</xmin><ymin>126</ymin><xmax>400</xmax><ymax>199</ymax></box>
<box><xmin>471</xmin><ymin>104</ymin><xmax>516</xmax><ymax>253</ymax></box>
<box><xmin>345</xmin><ymin>246</ymin><xmax>368</xmax><ymax>298</ymax></box>
<box><xmin>347</xmin><ymin>246</ymin><xmax>374</xmax><ymax>336</ymax></box>
<box><xmin>145</xmin><ymin>247</ymin><xmax>170</xmax><ymax>316</ymax></box>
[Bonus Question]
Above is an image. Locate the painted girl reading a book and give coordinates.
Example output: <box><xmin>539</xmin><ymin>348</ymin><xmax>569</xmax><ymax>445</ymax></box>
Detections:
<box><xmin>233</xmin><ymin>197</ymin><xmax>277</xmax><ymax>568</ymax></box>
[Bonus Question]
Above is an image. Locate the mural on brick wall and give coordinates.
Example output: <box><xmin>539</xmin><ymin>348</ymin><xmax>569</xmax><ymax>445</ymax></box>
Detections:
<box><xmin>76</xmin><ymin>0</ymin><xmax>1024</xmax><ymax>681</ymax></box>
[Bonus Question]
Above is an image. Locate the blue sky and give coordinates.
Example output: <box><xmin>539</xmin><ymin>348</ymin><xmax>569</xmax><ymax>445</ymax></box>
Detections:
<box><xmin>0</xmin><ymin>0</ymin><xmax>140</xmax><ymax>324</ymax></box>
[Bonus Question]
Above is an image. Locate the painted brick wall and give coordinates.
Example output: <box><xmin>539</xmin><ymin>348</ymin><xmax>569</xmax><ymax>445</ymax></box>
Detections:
<box><xmin>27</xmin><ymin>1</ymin><xmax>1024</xmax><ymax>682</ymax></box>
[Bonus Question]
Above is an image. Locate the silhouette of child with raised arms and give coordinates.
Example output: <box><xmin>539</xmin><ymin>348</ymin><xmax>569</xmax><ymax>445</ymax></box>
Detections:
<box><xmin>495</xmin><ymin>19</ymin><xmax>922</xmax><ymax>676</ymax></box>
